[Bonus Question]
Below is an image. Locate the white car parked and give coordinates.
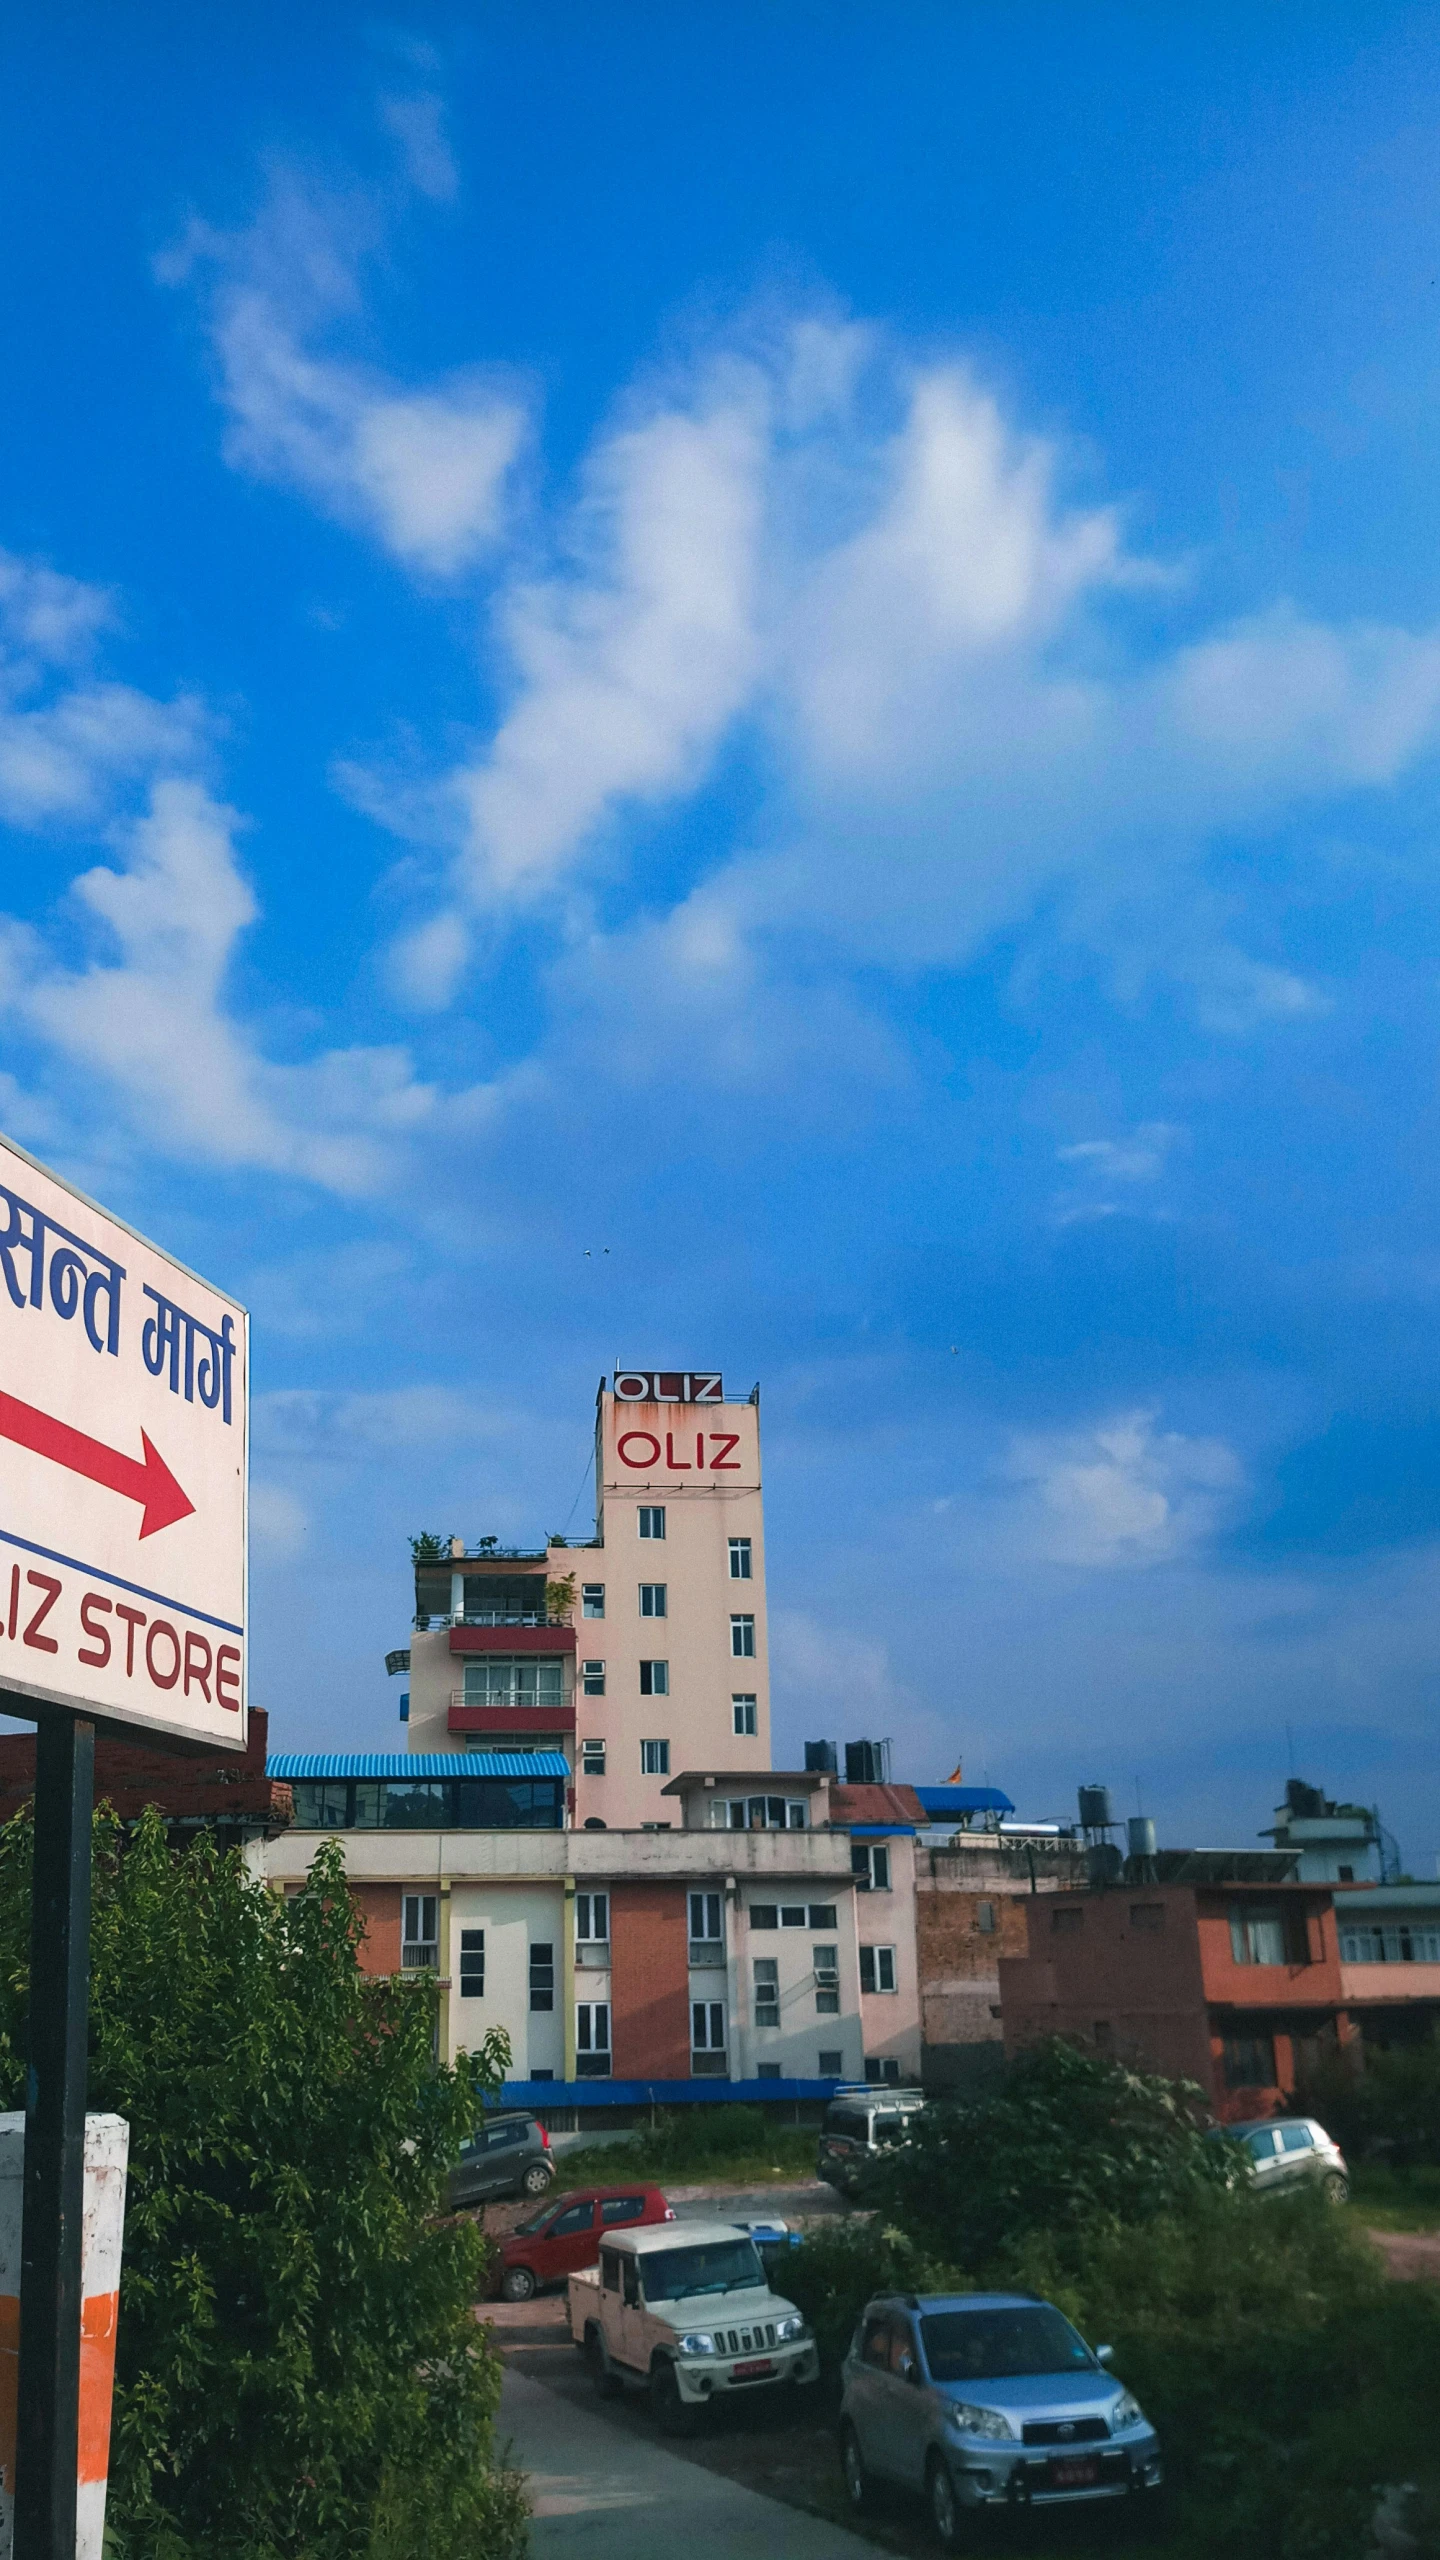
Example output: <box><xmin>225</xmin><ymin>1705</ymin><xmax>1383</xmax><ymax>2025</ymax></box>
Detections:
<box><xmin>568</xmin><ymin>2218</ymin><xmax>819</xmax><ymax>2434</ymax></box>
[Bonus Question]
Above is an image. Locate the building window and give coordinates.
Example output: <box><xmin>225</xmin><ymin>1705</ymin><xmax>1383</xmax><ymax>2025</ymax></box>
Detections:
<box><xmin>689</xmin><ymin>1891</ymin><xmax>723</xmax><ymax>1946</ymax></box>
<box><xmin>728</xmin><ymin>1537</ymin><xmax>752</xmax><ymax>1580</ymax></box>
<box><xmin>458</xmin><ymin>1927</ymin><xmax>484</xmax><ymax>1998</ymax></box>
<box><xmin>1339</xmin><ymin>1922</ymin><xmax>1440</xmax><ymax>1963</ymax></box>
<box><xmin>640</xmin><ymin>1738</ymin><xmax>670</xmax><ymax>1776</ymax></box>
<box><xmin>808</xmin><ymin>1903</ymin><xmax>837</xmax><ymax>1929</ymax></box>
<box><xmin>733</xmin><ymin>1693</ymin><xmax>757</xmax><ymax>1737</ymax></box>
<box><xmin>1051</xmin><ymin>1904</ymin><xmax>1084</xmax><ymax>1933</ymax></box>
<box><xmin>530</xmin><ymin>1943</ymin><xmax>555</xmax><ymax>2012</ymax></box>
<box><xmin>576</xmin><ymin>1891</ymin><xmax>609</xmax><ymax>1943</ymax></box>
<box><xmin>582</xmin><ymin>1583</ymin><xmax>605</xmax><ymax>1618</ymax></box>
<box><xmin>639</xmin><ymin>1583</ymin><xmax>668</xmax><ymax>1618</ymax></box>
<box><xmin>401</xmin><ymin>1895</ymin><xmax>438</xmax><ymax>1970</ymax></box>
<box><xmin>580</xmin><ymin>1737</ymin><xmax>606</xmax><ymax>1776</ymax></box>
<box><xmin>976</xmin><ymin>1901</ymin><xmax>996</xmax><ymax>1934</ymax></box>
<box><xmin>582</xmin><ymin>1661</ymin><xmax>606</xmax><ymax>1696</ymax></box>
<box><xmin>576</xmin><ymin>2002</ymin><xmax>611</xmax><ymax>2077</ymax></box>
<box><xmin>756</xmin><ymin>2062</ymin><xmax>781</xmax><ymax>2080</ymax></box>
<box><xmin>865</xmin><ymin>2057</ymin><xmax>902</xmax><ymax>2085</ymax></box>
<box><xmin>639</xmin><ymin>1507</ymin><xmax>666</xmax><ymax>1539</ymax></box>
<box><xmin>730</xmin><ymin>1614</ymin><xmax>755</xmax><ymax>1658</ymax></box>
<box><xmin>814</xmin><ymin>1945</ymin><xmax>841</xmax><ymax>2014</ymax></box>
<box><xmin>1130</xmin><ymin>1903</ymin><xmax>1165</xmax><ymax>1932</ymax></box>
<box><xmin>852</xmin><ymin>1842</ymin><xmax>891</xmax><ymax>1892</ymax></box>
<box><xmin>692</xmin><ymin>2001</ymin><xmax>727</xmax><ymax>2074</ymax></box>
<box><xmin>780</xmin><ymin>1905</ymin><xmax>806</xmax><ymax>1928</ymax></box>
<box><xmin>1092</xmin><ymin>2019</ymin><xmax>1112</xmax><ymax>2049</ymax></box>
<box><xmin>1222</xmin><ymin>2031</ymin><xmax>1277</xmax><ymax>2089</ymax></box>
<box><xmin>749</xmin><ymin>1904</ymin><xmax>778</xmax><ymax>1930</ymax></box>
<box><xmin>859</xmin><ymin>1945</ymin><xmax>897</xmax><ymax>1994</ymax></box>
<box><xmin>639</xmin><ymin>1660</ymin><xmax>669</xmax><ymax>1696</ymax></box>
<box><xmin>462</xmin><ymin>1656</ymin><xmax>566</xmax><ymax>1708</ymax></box>
<box><xmin>818</xmin><ymin>2049</ymin><xmax>844</xmax><ymax>2077</ymax></box>
<box><xmin>1229</xmin><ymin>1905</ymin><xmax>1294</xmax><ymax>1967</ymax></box>
<box><xmin>731</xmin><ymin>1795</ymin><xmax>807</xmax><ymax>1832</ymax></box>
<box><xmin>1337</xmin><ymin>1865</ymin><xmax>1354</xmax><ymax>1883</ymax></box>
<box><xmin>753</xmin><ymin>1958</ymin><xmax>780</xmax><ymax>2028</ymax></box>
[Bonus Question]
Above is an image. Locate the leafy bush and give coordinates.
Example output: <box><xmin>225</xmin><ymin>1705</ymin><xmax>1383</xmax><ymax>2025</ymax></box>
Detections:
<box><xmin>1004</xmin><ymin>2191</ymin><xmax>1440</xmax><ymax>2560</ymax></box>
<box><xmin>866</xmin><ymin>2037</ymin><xmax>1233</xmax><ymax>2260</ymax></box>
<box><xmin>0</xmin><ymin>1808</ymin><xmax>525</xmax><ymax>2560</ymax></box>
<box><xmin>1298</xmin><ymin>2034</ymin><xmax>1440</xmax><ymax>2166</ymax></box>
<box><xmin>577</xmin><ymin>2103</ymin><xmax>814</xmax><ymax>2183</ymax></box>
<box><xmin>779</xmin><ymin>2220</ymin><xmax>968</xmax><ymax>2369</ymax></box>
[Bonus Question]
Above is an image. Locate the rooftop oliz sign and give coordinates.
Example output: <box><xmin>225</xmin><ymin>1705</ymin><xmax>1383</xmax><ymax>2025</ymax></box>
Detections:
<box><xmin>0</xmin><ymin>1134</ymin><xmax>247</xmax><ymax>1748</ymax></box>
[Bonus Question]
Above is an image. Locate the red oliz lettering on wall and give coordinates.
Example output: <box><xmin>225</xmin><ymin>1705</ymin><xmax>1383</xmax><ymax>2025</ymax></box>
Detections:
<box><xmin>616</xmin><ymin>1431</ymin><xmax>741</xmax><ymax>1472</ymax></box>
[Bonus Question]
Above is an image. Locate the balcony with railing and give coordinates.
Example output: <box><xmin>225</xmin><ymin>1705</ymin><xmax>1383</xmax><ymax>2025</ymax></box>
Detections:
<box><xmin>448</xmin><ymin>1690</ymin><xmax>575</xmax><ymax>1737</ymax></box>
<box><xmin>414</xmin><ymin>1608</ymin><xmax>572</xmax><ymax>1631</ymax></box>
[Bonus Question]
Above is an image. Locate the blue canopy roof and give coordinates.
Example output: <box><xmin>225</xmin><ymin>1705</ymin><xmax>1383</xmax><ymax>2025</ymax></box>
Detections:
<box><xmin>268</xmin><ymin>1753</ymin><xmax>569</xmax><ymax>1779</ymax></box>
<box><xmin>915</xmin><ymin>1785</ymin><xmax>1015</xmax><ymax>1819</ymax></box>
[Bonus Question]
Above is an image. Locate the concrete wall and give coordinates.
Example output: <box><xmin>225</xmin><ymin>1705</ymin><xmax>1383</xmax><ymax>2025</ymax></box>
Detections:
<box><xmin>448</xmin><ymin>1880</ymin><xmax>566</xmax><ymax>2079</ymax></box>
<box><xmin>856</xmin><ymin>1833</ymin><xmax>922</xmax><ymax>2082</ymax></box>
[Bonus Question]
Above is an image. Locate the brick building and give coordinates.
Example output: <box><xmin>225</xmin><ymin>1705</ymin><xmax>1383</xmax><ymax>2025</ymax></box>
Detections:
<box><xmin>998</xmin><ymin>1858</ymin><xmax>1350</xmax><ymax>2118</ymax></box>
<box><xmin>914</xmin><ymin>1824</ymin><xmax>1088</xmax><ymax>2092</ymax></box>
<box><xmin>0</xmin><ymin>1704</ymin><xmax>290</xmax><ymax>1853</ymax></box>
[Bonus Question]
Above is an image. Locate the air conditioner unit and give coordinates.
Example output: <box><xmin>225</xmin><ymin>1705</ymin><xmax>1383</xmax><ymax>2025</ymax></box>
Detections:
<box><xmin>814</xmin><ymin>1964</ymin><xmax>840</xmax><ymax>1987</ymax></box>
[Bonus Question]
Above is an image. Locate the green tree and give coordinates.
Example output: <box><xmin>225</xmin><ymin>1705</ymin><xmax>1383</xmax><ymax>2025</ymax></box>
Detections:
<box><xmin>0</xmin><ymin>1808</ymin><xmax>525</xmax><ymax>2560</ymax></box>
<box><xmin>866</xmin><ymin>2037</ymin><xmax>1233</xmax><ymax>2261</ymax></box>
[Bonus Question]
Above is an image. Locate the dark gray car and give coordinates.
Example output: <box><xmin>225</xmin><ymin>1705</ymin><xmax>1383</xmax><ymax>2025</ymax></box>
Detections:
<box><xmin>447</xmin><ymin>2111</ymin><xmax>555</xmax><ymax>2209</ymax></box>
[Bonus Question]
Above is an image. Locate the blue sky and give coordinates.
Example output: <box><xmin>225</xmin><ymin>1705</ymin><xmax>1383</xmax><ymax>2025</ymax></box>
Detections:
<box><xmin>4</xmin><ymin>5</ymin><xmax>1440</xmax><ymax>1862</ymax></box>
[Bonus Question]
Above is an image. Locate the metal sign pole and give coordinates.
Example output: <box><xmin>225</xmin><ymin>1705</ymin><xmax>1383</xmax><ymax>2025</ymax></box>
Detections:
<box><xmin>15</xmin><ymin>1710</ymin><xmax>94</xmax><ymax>2560</ymax></box>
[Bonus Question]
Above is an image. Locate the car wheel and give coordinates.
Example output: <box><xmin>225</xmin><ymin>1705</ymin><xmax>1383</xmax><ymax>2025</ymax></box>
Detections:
<box><xmin>521</xmin><ymin>2163</ymin><xmax>554</xmax><ymax>2197</ymax></box>
<box><xmin>927</xmin><ymin>2452</ymin><xmax>964</xmax><ymax>2550</ymax></box>
<box><xmin>1322</xmin><ymin>2170</ymin><xmax>1349</xmax><ymax>2204</ymax></box>
<box><xmin>501</xmin><ymin>2265</ymin><xmax>537</xmax><ymax>2303</ymax></box>
<box><xmin>586</xmin><ymin>2327</ymin><xmax>622</xmax><ymax>2400</ymax></box>
<box><xmin>651</xmin><ymin>2360</ymin><xmax>699</xmax><ymax>2438</ymax></box>
<box><xmin>840</xmin><ymin>2423</ymin><xmax>875</xmax><ymax>2514</ymax></box>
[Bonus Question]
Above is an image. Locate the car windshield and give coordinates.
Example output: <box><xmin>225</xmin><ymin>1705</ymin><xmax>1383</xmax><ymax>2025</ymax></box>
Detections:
<box><xmin>920</xmin><ymin>2307</ymin><xmax>1094</xmax><ymax>2382</ymax></box>
<box><xmin>512</xmin><ymin>2198</ymin><xmax>566</xmax><ymax>2235</ymax></box>
<box><xmin>640</xmin><ymin>2240</ymin><xmax>765</xmax><ymax>2302</ymax></box>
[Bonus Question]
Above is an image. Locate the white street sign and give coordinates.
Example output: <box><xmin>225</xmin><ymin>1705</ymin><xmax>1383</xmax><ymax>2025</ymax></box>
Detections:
<box><xmin>0</xmin><ymin>1133</ymin><xmax>247</xmax><ymax>1748</ymax></box>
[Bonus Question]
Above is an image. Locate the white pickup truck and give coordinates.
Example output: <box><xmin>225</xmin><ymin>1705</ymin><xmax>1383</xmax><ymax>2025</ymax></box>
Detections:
<box><xmin>567</xmin><ymin>2217</ymin><xmax>819</xmax><ymax>2434</ymax></box>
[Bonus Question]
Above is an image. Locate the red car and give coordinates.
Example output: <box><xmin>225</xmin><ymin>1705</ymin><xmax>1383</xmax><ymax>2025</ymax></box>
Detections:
<box><xmin>495</xmin><ymin>2185</ymin><xmax>674</xmax><ymax>2300</ymax></box>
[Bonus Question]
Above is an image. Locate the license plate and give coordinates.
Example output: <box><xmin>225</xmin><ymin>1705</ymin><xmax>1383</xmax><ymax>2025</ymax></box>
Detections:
<box><xmin>731</xmin><ymin>2357</ymin><xmax>774</xmax><ymax>2379</ymax></box>
<box><xmin>1049</xmin><ymin>2456</ymin><xmax>1101</xmax><ymax>2489</ymax></box>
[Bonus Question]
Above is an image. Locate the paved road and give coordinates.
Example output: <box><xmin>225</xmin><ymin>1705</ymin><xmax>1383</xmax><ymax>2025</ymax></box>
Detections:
<box><xmin>500</xmin><ymin>2363</ymin><xmax>879</xmax><ymax>2560</ymax></box>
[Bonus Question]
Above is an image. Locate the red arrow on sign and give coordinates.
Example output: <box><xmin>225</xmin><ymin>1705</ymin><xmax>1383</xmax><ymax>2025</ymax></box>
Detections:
<box><xmin>0</xmin><ymin>1389</ymin><xmax>195</xmax><ymax>1539</ymax></box>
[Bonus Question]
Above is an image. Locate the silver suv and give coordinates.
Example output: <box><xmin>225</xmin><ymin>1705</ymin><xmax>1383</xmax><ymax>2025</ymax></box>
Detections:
<box><xmin>839</xmin><ymin>2290</ymin><xmax>1163</xmax><ymax>2544</ymax></box>
<box><xmin>817</xmin><ymin>2088</ymin><xmax>927</xmax><ymax>2194</ymax></box>
<box><xmin>1213</xmin><ymin>2115</ymin><xmax>1348</xmax><ymax>2202</ymax></box>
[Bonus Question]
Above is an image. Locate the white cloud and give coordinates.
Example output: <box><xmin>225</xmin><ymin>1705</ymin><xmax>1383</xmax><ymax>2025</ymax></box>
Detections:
<box><xmin>1058</xmin><ymin>1123</ymin><xmax>1181</xmax><ymax>1182</ymax></box>
<box><xmin>0</xmin><ymin>548</ymin><xmax>203</xmax><ymax>827</ymax></box>
<box><xmin>378</xmin><ymin>93</ymin><xmax>458</xmax><ymax>202</ymax></box>
<box><xmin>253</xmin><ymin>1385</ymin><xmax>512</xmax><ymax>1459</ymax></box>
<box><xmin>167</xmin><ymin>169</ymin><xmax>525</xmax><ymax>576</ymax></box>
<box><xmin>249</xmin><ymin>1483</ymin><xmax>310</xmax><ymax>1560</ymax></box>
<box><xmin>445</xmin><ymin>361</ymin><xmax>767</xmax><ymax>922</ymax></box>
<box><xmin>0</xmin><ymin>777</ymin><xmax>495</xmax><ymax>1197</ymax></box>
<box><xmin>1000</xmin><ymin>1408</ymin><xmax>1243</xmax><ymax>1568</ymax></box>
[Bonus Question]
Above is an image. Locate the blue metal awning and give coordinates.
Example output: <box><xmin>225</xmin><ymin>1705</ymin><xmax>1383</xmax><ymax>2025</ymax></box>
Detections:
<box><xmin>914</xmin><ymin>1785</ymin><xmax>1015</xmax><ymax>1820</ymax></box>
<box><xmin>268</xmin><ymin>1752</ymin><xmax>569</xmax><ymax>1779</ymax></box>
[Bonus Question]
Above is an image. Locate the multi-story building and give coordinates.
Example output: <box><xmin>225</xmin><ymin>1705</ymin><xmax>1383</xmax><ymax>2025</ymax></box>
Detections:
<box><xmin>403</xmin><ymin>1371</ymin><xmax>770</xmax><ymax>1830</ymax></box>
<box><xmin>264</xmin><ymin>1749</ymin><xmax>874</xmax><ymax>2106</ymax></box>
<box><xmin>1260</xmin><ymin>1778</ymin><xmax>1385</xmax><ymax>1883</ymax></box>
